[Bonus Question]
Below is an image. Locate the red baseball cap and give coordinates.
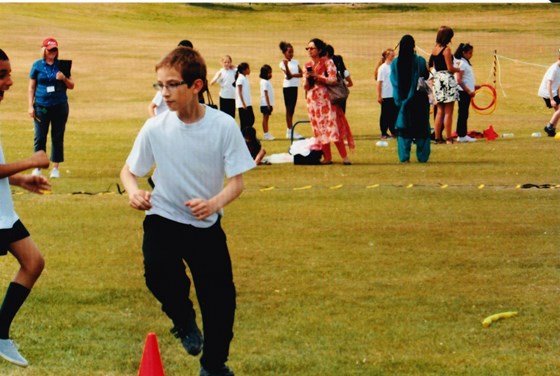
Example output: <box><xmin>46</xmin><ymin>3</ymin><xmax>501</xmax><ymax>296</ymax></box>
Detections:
<box><xmin>42</xmin><ymin>37</ymin><xmax>58</xmax><ymax>50</ymax></box>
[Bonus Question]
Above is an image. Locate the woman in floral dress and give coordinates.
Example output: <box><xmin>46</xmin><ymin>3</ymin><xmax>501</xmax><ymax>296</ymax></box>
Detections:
<box><xmin>303</xmin><ymin>38</ymin><xmax>353</xmax><ymax>165</ymax></box>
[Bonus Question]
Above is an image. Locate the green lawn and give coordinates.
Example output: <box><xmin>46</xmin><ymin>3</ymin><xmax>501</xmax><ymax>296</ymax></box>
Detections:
<box><xmin>0</xmin><ymin>3</ymin><xmax>558</xmax><ymax>375</ymax></box>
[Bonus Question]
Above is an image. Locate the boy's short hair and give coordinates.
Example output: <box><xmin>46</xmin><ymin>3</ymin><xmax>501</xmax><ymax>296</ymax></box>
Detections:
<box><xmin>0</xmin><ymin>49</ymin><xmax>8</xmax><ymax>61</ymax></box>
<box><xmin>156</xmin><ymin>47</ymin><xmax>207</xmax><ymax>89</ymax></box>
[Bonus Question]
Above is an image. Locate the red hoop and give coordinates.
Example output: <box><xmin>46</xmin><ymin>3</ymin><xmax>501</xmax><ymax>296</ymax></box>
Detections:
<box><xmin>472</xmin><ymin>84</ymin><xmax>497</xmax><ymax>111</ymax></box>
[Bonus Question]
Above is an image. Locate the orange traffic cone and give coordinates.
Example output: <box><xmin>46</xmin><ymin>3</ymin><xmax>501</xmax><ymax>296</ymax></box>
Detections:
<box><xmin>138</xmin><ymin>332</ymin><xmax>165</xmax><ymax>376</ymax></box>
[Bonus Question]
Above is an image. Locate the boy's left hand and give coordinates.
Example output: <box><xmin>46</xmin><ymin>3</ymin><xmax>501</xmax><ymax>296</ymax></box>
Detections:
<box><xmin>185</xmin><ymin>198</ymin><xmax>213</xmax><ymax>220</ymax></box>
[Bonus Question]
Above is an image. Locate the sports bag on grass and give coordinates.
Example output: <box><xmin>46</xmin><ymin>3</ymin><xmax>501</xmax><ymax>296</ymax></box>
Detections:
<box><xmin>294</xmin><ymin>150</ymin><xmax>323</xmax><ymax>165</ymax></box>
<box><xmin>327</xmin><ymin>73</ymin><xmax>349</xmax><ymax>105</ymax></box>
<box><xmin>290</xmin><ymin>137</ymin><xmax>323</xmax><ymax>165</ymax></box>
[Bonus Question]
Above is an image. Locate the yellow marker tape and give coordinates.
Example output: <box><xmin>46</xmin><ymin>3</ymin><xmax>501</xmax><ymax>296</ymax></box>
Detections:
<box><xmin>440</xmin><ymin>184</ymin><xmax>448</xmax><ymax>189</ymax></box>
<box><xmin>482</xmin><ymin>311</ymin><xmax>518</xmax><ymax>328</ymax></box>
<box><xmin>41</xmin><ymin>190</ymin><xmax>53</xmax><ymax>195</ymax></box>
<box><xmin>515</xmin><ymin>184</ymin><xmax>521</xmax><ymax>189</ymax></box>
<box><xmin>259</xmin><ymin>186</ymin><xmax>275</xmax><ymax>192</ymax></box>
<box><xmin>330</xmin><ymin>184</ymin><xmax>343</xmax><ymax>190</ymax></box>
<box><xmin>406</xmin><ymin>184</ymin><xmax>413</xmax><ymax>188</ymax></box>
<box><xmin>478</xmin><ymin>184</ymin><xmax>485</xmax><ymax>189</ymax></box>
<box><xmin>293</xmin><ymin>185</ymin><xmax>312</xmax><ymax>190</ymax></box>
<box><xmin>366</xmin><ymin>184</ymin><xmax>379</xmax><ymax>189</ymax></box>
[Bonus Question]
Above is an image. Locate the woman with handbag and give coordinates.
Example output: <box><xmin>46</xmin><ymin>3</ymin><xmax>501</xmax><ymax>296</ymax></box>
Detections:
<box><xmin>303</xmin><ymin>38</ymin><xmax>353</xmax><ymax>165</ymax></box>
<box><xmin>390</xmin><ymin>34</ymin><xmax>431</xmax><ymax>163</ymax></box>
<box><xmin>325</xmin><ymin>45</ymin><xmax>353</xmax><ymax>113</ymax></box>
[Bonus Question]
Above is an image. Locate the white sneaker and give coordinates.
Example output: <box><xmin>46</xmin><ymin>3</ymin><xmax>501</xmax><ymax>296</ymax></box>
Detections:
<box><xmin>0</xmin><ymin>339</ymin><xmax>28</xmax><ymax>367</ymax></box>
<box><xmin>31</xmin><ymin>168</ymin><xmax>41</xmax><ymax>176</ymax></box>
<box><xmin>50</xmin><ymin>167</ymin><xmax>60</xmax><ymax>178</ymax></box>
<box><xmin>457</xmin><ymin>135</ymin><xmax>477</xmax><ymax>143</ymax></box>
<box><xmin>262</xmin><ymin>132</ymin><xmax>275</xmax><ymax>141</ymax></box>
<box><xmin>286</xmin><ymin>129</ymin><xmax>304</xmax><ymax>140</ymax></box>
<box><xmin>293</xmin><ymin>131</ymin><xmax>304</xmax><ymax>140</ymax></box>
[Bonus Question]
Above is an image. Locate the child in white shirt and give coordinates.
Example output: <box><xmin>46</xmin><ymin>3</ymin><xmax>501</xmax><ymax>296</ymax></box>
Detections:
<box><xmin>259</xmin><ymin>64</ymin><xmax>274</xmax><ymax>140</ymax></box>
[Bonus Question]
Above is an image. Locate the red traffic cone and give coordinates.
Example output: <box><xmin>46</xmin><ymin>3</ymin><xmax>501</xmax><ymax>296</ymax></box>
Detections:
<box><xmin>138</xmin><ymin>332</ymin><xmax>165</xmax><ymax>376</ymax></box>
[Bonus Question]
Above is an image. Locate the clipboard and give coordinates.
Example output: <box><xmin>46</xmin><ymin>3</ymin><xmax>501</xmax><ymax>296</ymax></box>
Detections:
<box><xmin>59</xmin><ymin>59</ymin><xmax>72</xmax><ymax>78</ymax></box>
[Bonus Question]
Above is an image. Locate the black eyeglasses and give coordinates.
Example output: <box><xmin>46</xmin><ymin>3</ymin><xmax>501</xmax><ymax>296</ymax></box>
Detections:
<box><xmin>305</xmin><ymin>47</ymin><xmax>317</xmax><ymax>51</ymax></box>
<box><xmin>47</xmin><ymin>48</ymin><xmax>58</xmax><ymax>53</ymax></box>
<box><xmin>153</xmin><ymin>81</ymin><xmax>186</xmax><ymax>91</ymax></box>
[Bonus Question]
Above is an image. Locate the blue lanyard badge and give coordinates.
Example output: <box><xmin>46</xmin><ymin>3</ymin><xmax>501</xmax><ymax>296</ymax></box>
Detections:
<box><xmin>43</xmin><ymin>61</ymin><xmax>57</xmax><ymax>92</ymax></box>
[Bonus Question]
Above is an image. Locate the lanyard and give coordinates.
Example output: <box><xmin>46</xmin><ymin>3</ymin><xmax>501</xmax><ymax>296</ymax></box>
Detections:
<box><xmin>42</xmin><ymin>60</ymin><xmax>57</xmax><ymax>83</ymax></box>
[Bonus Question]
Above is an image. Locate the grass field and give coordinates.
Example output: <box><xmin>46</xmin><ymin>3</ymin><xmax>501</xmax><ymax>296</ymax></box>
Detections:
<box><xmin>0</xmin><ymin>3</ymin><xmax>559</xmax><ymax>375</ymax></box>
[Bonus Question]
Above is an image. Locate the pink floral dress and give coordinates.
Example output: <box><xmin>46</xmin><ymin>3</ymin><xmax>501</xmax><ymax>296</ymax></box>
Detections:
<box><xmin>305</xmin><ymin>57</ymin><xmax>340</xmax><ymax>144</ymax></box>
<box><xmin>305</xmin><ymin>57</ymin><xmax>354</xmax><ymax>149</ymax></box>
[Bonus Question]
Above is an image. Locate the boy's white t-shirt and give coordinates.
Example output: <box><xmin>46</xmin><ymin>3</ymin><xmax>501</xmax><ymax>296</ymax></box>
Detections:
<box><xmin>538</xmin><ymin>61</ymin><xmax>560</xmax><ymax>98</ymax></box>
<box><xmin>126</xmin><ymin>106</ymin><xmax>256</xmax><ymax>228</ymax></box>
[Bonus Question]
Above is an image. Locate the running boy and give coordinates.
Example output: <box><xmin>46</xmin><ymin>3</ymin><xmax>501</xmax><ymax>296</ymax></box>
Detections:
<box><xmin>120</xmin><ymin>46</ymin><xmax>255</xmax><ymax>376</ymax></box>
<box><xmin>0</xmin><ymin>48</ymin><xmax>51</xmax><ymax>368</ymax></box>
<box><xmin>539</xmin><ymin>49</ymin><xmax>560</xmax><ymax>137</ymax></box>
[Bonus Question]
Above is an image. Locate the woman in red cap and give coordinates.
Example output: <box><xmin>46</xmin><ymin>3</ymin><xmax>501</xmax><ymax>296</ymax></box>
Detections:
<box><xmin>28</xmin><ymin>37</ymin><xmax>74</xmax><ymax>178</ymax></box>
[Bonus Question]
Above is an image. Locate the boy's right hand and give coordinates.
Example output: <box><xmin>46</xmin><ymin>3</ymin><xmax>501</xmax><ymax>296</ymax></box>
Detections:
<box><xmin>31</xmin><ymin>151</ymin><xmax>50</xmax><ymax>169</ymax></box>
<box><xmin>128</xmin><ymin>189</ymin><xmax>152</xmax><ymax>211</ymax></box>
